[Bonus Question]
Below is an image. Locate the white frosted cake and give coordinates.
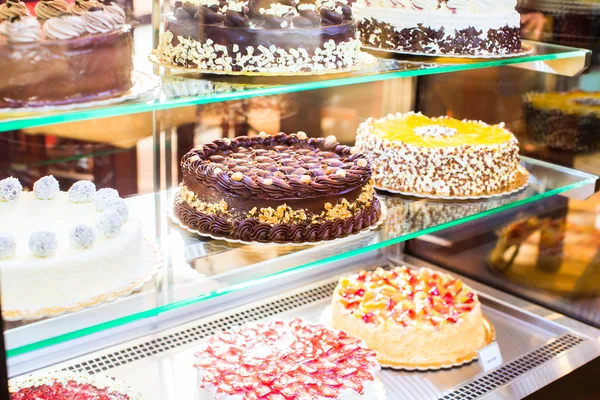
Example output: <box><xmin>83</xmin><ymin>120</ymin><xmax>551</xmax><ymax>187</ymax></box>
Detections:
<box><xmin>0</xmin><ymin>176</ymin><xmax>148</xmax><ymax>319</ymax></box>
<box><xmin>354</xmin><ymin>0</ymin><xmax>522</xmax><ymax>56</ymax></box>
<box><xmin>194</xmin><ymin>319</ymin><xmax>380</xmax><ymax>399</ymax></box>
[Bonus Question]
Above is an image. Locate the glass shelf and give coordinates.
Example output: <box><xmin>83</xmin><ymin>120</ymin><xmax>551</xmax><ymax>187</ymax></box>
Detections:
<box><xmin>0</xmin><ymin>41</ymin><xmax>590</xmax><ymax>133</ymax></box>
<box><xmin>6</xmin><ymin>156</ymin><xmax>598</xmax><ymax>357</ymax></box>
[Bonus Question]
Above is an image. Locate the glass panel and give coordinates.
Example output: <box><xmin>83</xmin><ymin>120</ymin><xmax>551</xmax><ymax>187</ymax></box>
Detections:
<box><xmin>408</xmin><ymin>63</ymin><xmax>600</xmax><ymax>328</ymax></box>
<box><xmin>0</xmin><ymin>41</ymin><xmax>589</xmax><ymax>133</ymax></box>
<box><xmin>6</xmin><ymin>155</ymin><xmax>597</xmax><ymax>357</ymax></box>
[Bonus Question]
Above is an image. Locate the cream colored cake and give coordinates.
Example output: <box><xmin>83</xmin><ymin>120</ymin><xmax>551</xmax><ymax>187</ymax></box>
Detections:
<box><xmin>0</xmin><ymin>176</ymin><xmax>148</xmax><ymax>319</ymax></box>
<box><xmin>330</xmin><ymin>266</ymin><xmax>489</xmax><ymax>367</ymax></box>
<box><xmin>356</xmin><ymin>112</ymin><xmax>527</xmax><ymax>197</ymax></box>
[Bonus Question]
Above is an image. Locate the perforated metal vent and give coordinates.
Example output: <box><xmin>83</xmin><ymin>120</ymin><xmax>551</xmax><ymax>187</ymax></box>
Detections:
<box><xmin>65</xmin><ymin>281</ymin><xmax>337</xmax><ymax>375</ymax></box>
<box><xmin>440</xmin><ymin>333</ymin><xmax>586</xmax><ymax>400</ymax></box>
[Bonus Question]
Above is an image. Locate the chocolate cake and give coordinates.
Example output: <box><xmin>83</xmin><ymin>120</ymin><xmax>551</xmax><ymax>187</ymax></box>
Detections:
<box><xmin>156</xmin><ymin>0</ymin><xmax>362</xmax><ymax>73</ymax></box>
<box><xmin>354</xmin><ymin>0</ymin><xmax>522</xmax><ymax>56</ymax></box>
<box><xmin>523</xmin><ymin>91</ymin><xmax>600</xmax><ymax>152</ymax></box>
<box><xmin>174</xmin><ymin>132</ymin><xmax>382</xmax><ymax>243</ymax></box>
<box><xmin>0</xmin><ymin>1</ymin><xmax>133</xmax><ymax>108</ymax></box>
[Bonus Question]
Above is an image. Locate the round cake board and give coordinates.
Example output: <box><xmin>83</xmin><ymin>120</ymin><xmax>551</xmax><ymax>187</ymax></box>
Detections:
<box><xmin>149</xmin><ymin>52</ymin><xmax>378</xmax><ymax>77</ymax></box>
<box><xmin>2</xmin><ymin>238</ymin><xmax>163</xmax><ymax>321</ymax></box>
<box><xmin>319</xmin><ymin>306</ymin><xmax>496</xmax><ymax>371</ymax></box>
<box><xmin>0</xmin><ymin>71</ymin><xmax>157</xmax><ymax>116</ymax></box>
<box><xmin>362</xmin><ymin>42</ymin><xmax>534</xmax><ymax>60</ymax></box>
<box><xmin>168</xmin><ymin>192</ymin><xmax>387</xmax><ymax>246</ymax></box>
<box><xmin>374</xmin><ymin>165</ymin><xmax>529</xmax><ymax>200</ymax></box>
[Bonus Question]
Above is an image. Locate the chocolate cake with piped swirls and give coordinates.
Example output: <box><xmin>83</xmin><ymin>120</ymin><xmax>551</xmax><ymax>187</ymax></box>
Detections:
<box><xmin>330</xmin><ymin>266</ymin><xmax>489</xmax><ymax>368</ymax></box>
<box><xmin>174</xmin><ymin>132</ymin><xmax>382</xmax><ymax>243</ymax></box>
<box><xmin>156</xmin><ymin>0</ymin><xmax>362</xmax><ymax>73</ymax></box>
<box><xmin>356</xmin><ymin>112</ymin><xmax>528</xmax><ymax>197</ymax></box>
<box><xmin>0</xmin><ymin>0</ymin><xmax>133</xmax><ymax>108</ymax></box>
<box><xmin>354</xmin><ymin>0</ymin><xmax>522</xmax><ymax>56</ymax></box>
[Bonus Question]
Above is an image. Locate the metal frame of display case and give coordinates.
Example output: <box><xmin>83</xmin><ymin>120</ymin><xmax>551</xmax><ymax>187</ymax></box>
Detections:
<box><xmin>5</xmin><ymin>250</ymin><xmax>600</xmax><ymax>399</ymax></box>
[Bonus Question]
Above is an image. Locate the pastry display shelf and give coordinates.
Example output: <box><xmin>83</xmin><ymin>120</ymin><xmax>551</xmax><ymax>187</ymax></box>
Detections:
<box><xmin>9</xmin><ymin>256</ymin><xmax>600</xmax><ymax>400</ymax></box>
<box><xmin>5</xmin><ymin>156</ymin><xmax>599</xmax><ymax>360</ymax></box>
<box><xmin>0</xmin><ymin>41</ymin><xmax>590</xmax><ymax>134</ymax></box>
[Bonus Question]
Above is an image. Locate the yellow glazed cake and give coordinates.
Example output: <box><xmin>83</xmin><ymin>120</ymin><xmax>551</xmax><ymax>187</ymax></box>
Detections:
<box><xmin>330</xmin><ymin>266</ymin><xmax>489</xmax><ymax>368</ymax></box>
<box><xmin>355</xmin><ymin>112</ymin><xmax>527</xmax><ymax>197</ymax></box>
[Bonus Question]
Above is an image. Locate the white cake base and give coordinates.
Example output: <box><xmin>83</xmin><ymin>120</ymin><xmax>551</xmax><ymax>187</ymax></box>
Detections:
<box><xmin>0</xmin><ymin>192</ymin><xmax>148</xmax><ymax>318</ymax></box>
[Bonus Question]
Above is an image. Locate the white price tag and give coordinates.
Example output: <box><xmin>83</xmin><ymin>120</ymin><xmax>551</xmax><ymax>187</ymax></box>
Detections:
<box><xmin>478</xmin><ymin>342</ymin><xmax>503</xmax><ymax>372</ymax></box>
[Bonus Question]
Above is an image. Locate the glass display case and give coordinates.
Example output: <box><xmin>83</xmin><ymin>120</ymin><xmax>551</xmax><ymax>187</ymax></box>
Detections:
<box><xmin>1</xmin><ymin>0</ymin><xmax>599</xmax><ymax>399</ymax></box>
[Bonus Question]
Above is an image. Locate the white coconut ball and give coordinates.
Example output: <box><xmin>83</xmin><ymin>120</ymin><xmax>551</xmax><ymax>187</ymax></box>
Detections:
<box><xmin>0</xmin><ymin>177</ymin><xmax>22</xmax><ymax>202</ymax></box>
<box><xmin>104</xmin><ymin>198</ymin><xmax>129</xmax><ymax>223</ymax></box>
<box><xmin>68</xmin><ymin>180</ymin><xmax>97</xmax><ymax>203</ymax></box>
<box><xmin>0</xmin><ymin>232</ymin><xmax>16</xmax><ymax>259</ymax></box>
<box><xmin>29</xmin><ymin>231</ymin><xmax>58</xmax><ymax>257</ymax></box>
<box><xmin>94</xmin><ymin>188</ymin><xmax>120</xmax><ymax>211</ymax></box>
<box><xmin>97</xmin><ymin>211</ymin><xmax>122</xmax><ymax>238</ymax></box>
<box><xmin>69</xmin><ymin>224</ymin><xmax>96</xmax><ymax>249</ymax></box>
<box><xmin>33</xmin><ymin>175</ymin><xmax>60</xmax><ymax>200</ymax></box>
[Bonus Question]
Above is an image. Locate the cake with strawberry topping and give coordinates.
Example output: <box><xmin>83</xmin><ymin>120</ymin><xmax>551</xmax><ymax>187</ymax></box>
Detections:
<box><xmin>9</xmin><ymin>371</ymin><xmax>142</xmax><ymax>400</ymax></box>
<box><xmin>330</xmin><ymin>266</ymin><xmax>489</xmax><ymax>368</ymax></box>
<box><xmin>194</xmin><ymin>319</ymin><xmax>380</xmax><ymax>399</ymax></box>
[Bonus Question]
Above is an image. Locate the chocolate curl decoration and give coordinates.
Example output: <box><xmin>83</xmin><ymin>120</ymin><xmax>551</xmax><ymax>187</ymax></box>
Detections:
<box><xmin>338</xmin><ymin>2</ymin><xmax>352</xmax><ymax>20</ymax></box>
<box><xmin>225</xmin><ymin>9</ymin><xmax>250</xmax><ymax>27</ymax></box>
<box><xmin>320</xmin><ymin>7</ymin><xmax>342</xmax><ymax>25</ymax></box>
<box><xmin>195</xmin><ymin>6</ymin><xmax>225</xmax><ymax>24</ymax></box>
<box><xmin>298</xmin><ymin>9</ymin><xmax>320</xmax><ymax>25</ymax></box>
<box><xmin>264</xmin><ymin>14</ymin><xmax>290</xmax><ymax>29</ymax></box>
<box><xmin>291</xmin><ymin>14</ymin><xmax>313</xmax><ymax>27</ymax></box>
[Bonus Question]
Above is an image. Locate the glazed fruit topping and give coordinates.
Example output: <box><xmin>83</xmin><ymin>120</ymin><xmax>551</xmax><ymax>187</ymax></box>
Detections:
<box><xmin>10</xmin><ymin>381</ymin><xmax>130</xmax><ymax>400</ymax></box>
<box><xmin>337</xmin><ymin>267</ymin><xmax>478</xmax><ymax>327</ymax></box>
<box><xmin>194</xmin><ymin>318</ymin><xmax>378</xmax><ymax>399</ymax></box>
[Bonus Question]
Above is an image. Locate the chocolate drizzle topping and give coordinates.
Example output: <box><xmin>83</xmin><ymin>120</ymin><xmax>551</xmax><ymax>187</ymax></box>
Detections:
<box><xmin>181</xmin><ymin>133</ymin><xmax>372</xmax><ymax>201</ymax></box>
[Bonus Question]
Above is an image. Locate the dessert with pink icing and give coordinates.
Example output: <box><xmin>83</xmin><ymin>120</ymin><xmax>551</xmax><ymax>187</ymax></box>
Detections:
<box><xmin>0</xmin><ymin>0</ymin><xmax>133</xmax><ymax>108</ymax></box>
<box><xmin>194</xmin><ymin>319</ymin><xmax>380</xmax><ymax>399</ymax></box>
<box><xmin>353</xmin><ymin>0</ymin><xmax>522</xmax><ymax>56</ymax></box>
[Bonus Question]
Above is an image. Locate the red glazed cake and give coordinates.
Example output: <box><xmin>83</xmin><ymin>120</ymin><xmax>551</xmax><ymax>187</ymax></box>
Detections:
<box><xmin>174</xmin><ymin>132</ymin><xmax>382</xmax><ymax>243</ymax></box>
<box><xmin>330</xmin><ymin>266</ymin><xmax>490</xmax><ymax>368</ymax></box>
<box><xmin>194</xmin><ymin>319</ymin><xmax>380</xmax><ymax>399</ymax></box>
<box><xmin>9</xmin><ymin>371</ymin><xmax>142</xmax><ymax>400</ymax></box>
<box><xmin>0</xmin><ymin>0</ymin><xmax>133</xmax><ymax>108</ymax></box>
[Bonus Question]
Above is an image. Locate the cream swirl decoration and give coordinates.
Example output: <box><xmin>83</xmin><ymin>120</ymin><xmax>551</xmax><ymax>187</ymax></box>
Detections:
<box><xmin>411</xmin><ymin>0</ymin><xmax>439</xmax><ymax>11</ymax></box>
<box><xmin>67</xmin><ymin>0</ymin><xmax>101</xmax><ymax>16</ymax></box>
<box><xmin>34</xmin><ymin>0</ymin><xmax>69</xmax><ymax>20</ymax></box>
<box><xmin>445</xmin><ymin>0</ymin><xmax>468</xmax><ymax>13</ymax></box>
<box><xmin>0</xmin><ymin>1</ymin><xmax>29</xmax><ymax>21</ymax></box>
<box><xmin>43</xmin><ymin>15</ymin><xmax>87</xmax><ymax>39</ymax></box>
<box><xmin>83</xmin><ymin>8</ymin><xmax>117</xmax><ymax>34</ymax></box>
<box><xmin>4</xmin><ymin>16</ymin><xmax>41</xmax><ymax>43</ymax></box>
<box><xmin>104</xmin><ymin>3</ymin><xmax>126</xmax><ymax>27</ymax></box>
<box><xmin>380</xmin><ymin>0</ymin><xmax>410</xmax><ymax>8</ymax></box>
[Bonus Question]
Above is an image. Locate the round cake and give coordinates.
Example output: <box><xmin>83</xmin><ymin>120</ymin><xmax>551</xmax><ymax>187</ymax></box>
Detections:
<box><xmin>0</xmin><ymin>176</ymin><xmax>149</xmax><ymax>319</ymax></box>
<box><xmin>9</xmin><ymin>371</ymin><xmax>142</xmax><ymax>400</ymax></box>
<box><xmin>330</xmin><ymin>266</ymin><xmax>489</xmax><ymax>367</ymax></box>
<box><xmin>354</xmin><ymin>0</ymin><xmax>522</xmax><ymax>56</ymax></box>
<box><xmin>174</xmin><ymin>132</ymin><xmax>382</xmax><ymax>243</ymax></box>
<box><xmin>356</xmin><ymin>112</ymin><xmax>527</xmax><ymax>197</ymax></box>
<box><xmin>0</xmin><ymin>0</ymin><xmax>133</xmax><ymax>108</ymax></box>
<box><xmin>523</xmin><ymin>91</ymin><xmax>600</xmax><ymax>152</ymax></box>
<box><xmin>194</xmin><ymin>318</ymin><xmax>380</xmax><ymax>399</ymax></box>
<box><xmin>155</xmin><ymin>0</ymin><xmax>362</xmax><ymax>73</ymax></box>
